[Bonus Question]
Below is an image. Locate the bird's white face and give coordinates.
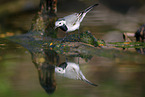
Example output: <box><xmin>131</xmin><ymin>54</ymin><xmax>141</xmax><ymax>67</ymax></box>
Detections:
<box><xmin>55</xmin><ymin>67</ymin><xmax>65</xmax><ymax>74</ymax></box>
<box><xmin>55</xmin><ymin>20</ymin><xmax>66</xmax><ymax>27</ymax></box>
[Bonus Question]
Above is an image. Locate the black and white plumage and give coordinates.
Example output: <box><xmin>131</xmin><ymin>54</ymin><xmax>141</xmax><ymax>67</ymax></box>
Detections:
<box><xmin>55</xmin><ymin>4</ymin><xmax>99</xmax><ymax>33</ymax></box>
<box><xmin>55</xmin><ymin>62</ymin><xmax>97</xmax><ymax>86</ymax></box>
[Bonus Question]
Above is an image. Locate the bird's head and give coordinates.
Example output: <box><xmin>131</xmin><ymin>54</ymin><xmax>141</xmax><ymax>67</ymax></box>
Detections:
<box><xmin>55</xmin><ymin>67</ymin><xmax>65</xmax><ymax>74</ymax></box>
<box><xmin>55</xmin><ymin>19</ymin><xmax>68</xmax><ymax>31</ymax></box>
<box><xmin>55</xmin><ymin>62</ymin><xmax>67</xmax><ymax>74</ymax></box>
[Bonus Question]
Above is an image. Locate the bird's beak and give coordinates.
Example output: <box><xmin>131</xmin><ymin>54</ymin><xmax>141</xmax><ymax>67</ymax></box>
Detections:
<box><xmin>59</xmin><ymin>24</ymin><xmax>68</xmax><ymax>31</ymax></box>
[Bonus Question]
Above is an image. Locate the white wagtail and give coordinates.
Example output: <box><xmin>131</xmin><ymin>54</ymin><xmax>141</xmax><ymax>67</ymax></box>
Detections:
<box><xmin>55</xmin><ymin>62</ymin><xmax>97</xmax><ymax>86</ymax></box>
<box><xmin>55</xmin><ymin>4</ymin><xmax>99</xmax><ymax>34</ymax></box>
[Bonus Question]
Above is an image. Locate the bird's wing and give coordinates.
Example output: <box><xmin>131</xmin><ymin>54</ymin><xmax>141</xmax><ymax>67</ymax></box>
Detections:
<box><xmin>64</xmin><ymin>63</ymin><xmax>80</xmax><ymax>79</ymax></box>
<box><xmin>74</xmin><ymin>12</ymin><xmax>87</xmax><ymax>24</ymax></box>
<box><xmin>63</xmin><ymin>13</ymin><xmax>80</xmax><ymax>26</ymax></box>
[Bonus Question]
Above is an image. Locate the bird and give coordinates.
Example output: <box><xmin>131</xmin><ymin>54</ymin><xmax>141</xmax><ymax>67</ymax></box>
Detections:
<box><xmin>55</xmin><ymin>3</ymin><xmax>99</xmax><ymax>34</ymax></box>
<box><xmin>55</xmin><ymin>62</ymin><xmax>97</xmax><ymax>86</ymax></box>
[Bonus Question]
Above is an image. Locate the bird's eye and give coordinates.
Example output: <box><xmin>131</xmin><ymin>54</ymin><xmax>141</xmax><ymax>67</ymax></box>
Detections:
<box><xmin>59</xmin><ymin>22</ymin><xmax>62</xmax><ymax>24</ymax></box>
<box><xmin>59</xmin><ymin>69</ymin><xmax>61</xmax><ymax>71</ymax></box>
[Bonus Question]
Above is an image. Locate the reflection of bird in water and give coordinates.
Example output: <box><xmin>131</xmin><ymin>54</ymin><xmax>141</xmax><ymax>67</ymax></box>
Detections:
<box><xmin>55</xmin><ymin>62</ymin><xmax>97</xmax><ymax>86</ymax></box>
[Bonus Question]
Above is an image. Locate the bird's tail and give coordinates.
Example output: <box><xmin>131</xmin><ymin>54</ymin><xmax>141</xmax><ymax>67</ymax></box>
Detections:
<box><xmin>83</xmin><ymin>78</ymin><xmax>98</xmax><ymax>87</ymax></box>
<box><xmin>79</xmin><ymin>71</ymin><xmax>98</xmax><ymax>86</ymax></box>
<box><xmin>78</xmin><ymin>3</ymin><xmax>99</xmax><ymax>22</ymax></box>
<box><xmin>83</xmin><ymin>3</ymin><xmax>99</xmax><ymax>14</ymax></box>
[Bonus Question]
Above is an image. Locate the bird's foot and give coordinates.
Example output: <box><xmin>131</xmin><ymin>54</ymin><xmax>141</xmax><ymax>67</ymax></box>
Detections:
<box><xmin>61</xmin><ymin>36</ymin><xmax>67</xmax><ymax>43</ymax></box>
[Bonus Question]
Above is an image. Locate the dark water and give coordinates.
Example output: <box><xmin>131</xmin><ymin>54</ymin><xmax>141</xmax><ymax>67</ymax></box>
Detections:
<box><xmin>0</xmin><ymin>0</ymin><xmax>145</xmax><ymax>97</ymax></box>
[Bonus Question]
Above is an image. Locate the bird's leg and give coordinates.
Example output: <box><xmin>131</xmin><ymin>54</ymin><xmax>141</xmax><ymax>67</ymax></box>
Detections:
<box><xmin>78</xmin><ymin>57</ymin><xmax>79</xmax><ymax>64</ymax></box>
<box><xmin>77</xmin><ymin>29</ymin><xmax>81</xmax><ymax>40</ymax></box>
<box><xmin>61</xmin><ymin>32</ymin><xmax>68</xmax><ymax>43</ymax></box>
<box><xmin>65</xmin><ymin>57</ymin><xmax>68</xmax><ymax>62</ymax></box>
<box><xmin>78</xmin><ymin>28</ymin><xmax>80</xmax><ymax>34</ymax></box>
